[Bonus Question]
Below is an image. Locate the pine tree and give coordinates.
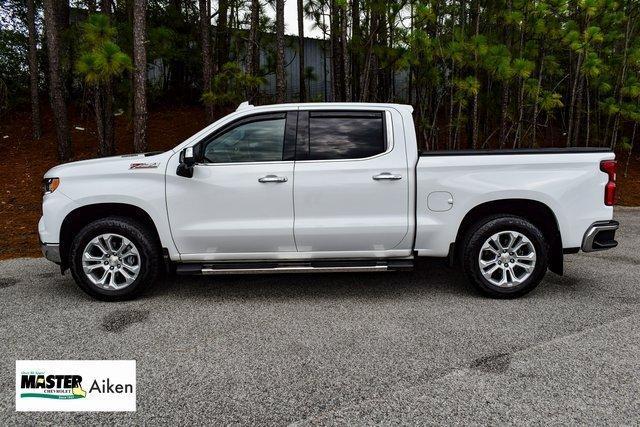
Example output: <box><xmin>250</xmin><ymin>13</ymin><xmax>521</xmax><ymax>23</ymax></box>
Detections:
<box><xmin>43</xmin><ymin>0</ymin><xmax>72</xmax><ymax>160</ymax></box>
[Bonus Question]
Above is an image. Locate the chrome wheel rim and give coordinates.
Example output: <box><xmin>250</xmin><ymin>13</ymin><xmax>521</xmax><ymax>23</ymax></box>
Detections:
<box><xmin>478</xmin><ymin>230</ymin><xmax>536</xmax><ymax>288</ymax></box>
<box><xmin>82</xmin><ymin>233</ymin><xmax>141</xmax><ymax>290</ymax></box>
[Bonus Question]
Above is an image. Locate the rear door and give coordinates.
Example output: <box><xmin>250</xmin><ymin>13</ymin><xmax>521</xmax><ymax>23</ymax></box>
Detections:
<box><xmin>293</xmin><ymin>109</ymin><xmax>410</xmax><ymax>254</ymax></box>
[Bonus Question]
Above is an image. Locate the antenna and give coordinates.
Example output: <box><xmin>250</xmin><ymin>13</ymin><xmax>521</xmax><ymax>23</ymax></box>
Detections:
<box><xmin>236</xmin><ymin>101</ymin><xmax>254</xmax><ymax>112</ymax></box>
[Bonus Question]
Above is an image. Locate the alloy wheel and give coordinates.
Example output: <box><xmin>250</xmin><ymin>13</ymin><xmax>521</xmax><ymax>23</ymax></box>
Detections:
<box><xmin>82</xmin><ymin>233</ymin><xmax>141</xmax><ymax>290</ymax></box>
<box><xmin>478</xmin><ymin>230</ymin><xmax>537</xmax><ymax>288</ymax></box>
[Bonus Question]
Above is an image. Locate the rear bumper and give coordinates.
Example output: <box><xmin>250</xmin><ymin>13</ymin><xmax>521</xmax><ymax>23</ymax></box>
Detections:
<box><xmin>581</xmin><ymin>220</ymin><xmax>619</xmax><ymax>252</ymax></box>
<box><xmin>41</xmin><ymin>241</ymin><xmax>61</xmax><ymax>264</ymax></box>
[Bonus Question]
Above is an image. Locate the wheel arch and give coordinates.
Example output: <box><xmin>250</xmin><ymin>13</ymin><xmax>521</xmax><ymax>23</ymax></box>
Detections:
<box><xmin>59</xmin><ymin>203</ymin><xmax>163</xmax><ymax>272</ymax></box>
<box><xmin>453</xmin><ymin>198</ymin><xmax>564</xmax><ymax>275</ymax></box>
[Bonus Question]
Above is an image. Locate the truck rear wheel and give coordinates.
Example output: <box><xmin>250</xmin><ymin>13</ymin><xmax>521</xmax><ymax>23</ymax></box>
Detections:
<box><xmin>69</xmin><ymin>217</ymin><xmax>161</xmax><ymax>301</ymax></box>
<box><xmin>462</xmin><ymin>215</ymin><xmax>549</xmax><ymax>298</ymax></box>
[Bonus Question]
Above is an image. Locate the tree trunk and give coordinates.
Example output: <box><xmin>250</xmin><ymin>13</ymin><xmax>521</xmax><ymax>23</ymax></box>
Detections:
<box><xmin>133</xmin><ymin>0</ymin><xmax>148</xmax><ymax>151</ymax></box>
<box><xmin>448</xmin><ymin>62</ymin><xmax>455</xmax><ymax>150</ymax></box>
<box><xmin>43</xmin><ymin>0</ymin><xmax>71</xmax><ymax>161</ymax></box>
<box><xmin>95</xmin><ymin>86</ymin><xmax>113</xmax><ymax>157</ymax></box>
<box><xmin>100</xmin><ymin>0</ymin><xmax>115</xmax><ymax>156</ymax></box>
<box><xmin>351</xmin><ymin>0</ymin><xmax>360</xmax><ymax>101</ymax></box>
<box><xmin>297</xmin><ymin>0</ymin><xmax>306</xmax><ymax>102</ymax></box>
<box><xmin>329</xmin><ymin>0</ymin><xmax>338</xmax><ymax>101</ymax></box>
<box><xmin>55</xmin><ymin>0</ymin><xmax>72</xmax><ymax>105</ymax></box>
<box><xmin>531</xmin><ymin>56</ymin><xmax>544</xmax><ymax>148</ymax></box>
<box><xmin>216</xmin><ymin>0</ymin><xmax>229</xmax><ymax>72</ymax></box>
<box><xmin>471</xmin><ymin>0</ymin><xmax>480</xmax><ymax>149</ymax></box>
<box><xmin>95</xmin><ymin>89</ymin><xmax>106</xmax><ymax>156</ymax></box>
<box><xmin>585</xmin><ymin>78</ymin><xmax>590</xmax><ymax>146</ymax></box>
<box><xmin>341</xmin><ymin>3</ymin><xmax>350</xmax><ymax>101</ymax></box>
<box><xmin>499</xmin><ymin>0</ymin><xmax>512</xmax><ymax>148</ymax></box>
<box><xmin>275</xmin><ymin>0</ymin><xmax>286</xmax><ymax>103</ymax></box>
<box><xmin>248</xmin><ymin>0</ymin><xmax>260</xmax><ymax>103</ymax></box>
<box><xmin>322</xmin><ymin>11</ymin><xmax>328</xmax><ymax>101</ymax></box>
<box><xmin>514</xmin><ymin>77</ymin><xmax>525</xmax><ymax>148</ymax></box>
<box><xmin>611</xmin><ymin>2</ymin><xmax>633</xmax><ymax>149</ymax></box>
<box><xmin>27</xmin><ymin>0</ymin><xmax>41</xmax><ymax>140</ymax></box>
<box><xmin>376</xmin><ymin>8</ymin><xmax>389</xmax><ymax>102</ymax></box>
<box><xmin>360</xmin><ymin>5</ymin><xmax>381</xmax><ymax>102</ymax></box>
<box><xmin>330</xmin><ymin>0</ymin><xmax>345</xmax><ymax>101</ymax></box>
<box><xmin>566</xmin><ymin>52</ymin><xmax>583</xmax><ymax>147</ymax></box>
<box><xmin>499</xmin><ymin>83</ymin><xmax>509</xmax><ymax>148</ymax></box>
<box><xmin>625</xmin><ymin>122</ymin><xmax>637</xmax><ymax>177</ymax></box>
<box><xmin>573</xmin><ymin>74</ymin><xmax>585</xmax><ymax>147</ymax></box>
<box><xmin>199</xmin><ymin>0</ymin><xmax>214</xmax><ymax>121</ymax></box>
<box><xmin>100</xmin><ymin>0</ymin><xmax>110</xmax><ymax>14</ymax></box>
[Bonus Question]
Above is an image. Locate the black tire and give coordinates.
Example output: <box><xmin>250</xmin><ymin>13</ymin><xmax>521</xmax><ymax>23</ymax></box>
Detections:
<box><xmin>462</xmin><ymin>215</ymin><xmax>549</xmax><ymax>298</ymax></box>
<box><xmin>69</xmin><ymin>216</ymin><xmax>162</xmax><ymax>301</ymax></box>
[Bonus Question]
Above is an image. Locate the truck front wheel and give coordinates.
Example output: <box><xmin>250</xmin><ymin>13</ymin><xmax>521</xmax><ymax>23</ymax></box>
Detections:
<box><xmin>69</xmin><ymin>217</ymin><xmax>161</xmax><ymax>301</ymax></box>
<box><xmin>462</xmin><ymin>215</ymin><xmax>549</xmax><ymax>298</ymax></box>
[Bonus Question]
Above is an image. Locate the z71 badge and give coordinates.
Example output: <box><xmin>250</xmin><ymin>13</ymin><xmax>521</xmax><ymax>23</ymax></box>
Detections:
<box><xmin>129</xmin><ymin>162</ymin><xmax>159</xmax><ymax>169</ymax></box>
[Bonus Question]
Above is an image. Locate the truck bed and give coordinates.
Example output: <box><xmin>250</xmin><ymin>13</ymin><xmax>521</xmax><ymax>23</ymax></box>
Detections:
<box><xmin>413</xmin><ymin>149</ymin><xmax>615</xmax><ymax>257</ymax></box>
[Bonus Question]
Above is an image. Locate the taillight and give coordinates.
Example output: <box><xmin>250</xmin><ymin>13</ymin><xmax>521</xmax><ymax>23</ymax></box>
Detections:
<box><xmin>600</xmin><ymin>160</ymin><xmax>617</xmax><ymax>206</ymax></box>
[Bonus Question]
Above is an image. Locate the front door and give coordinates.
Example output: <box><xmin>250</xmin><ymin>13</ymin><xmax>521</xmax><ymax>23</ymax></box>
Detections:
<box><xmin>166</xmin><ymin>111</ymin><xmax>297</xmax><ymax>259</ymax></box>
<box><xmin>293</xmin><ymin>109</ymin><xmax>410</xmax><ymax>254</ymax></box>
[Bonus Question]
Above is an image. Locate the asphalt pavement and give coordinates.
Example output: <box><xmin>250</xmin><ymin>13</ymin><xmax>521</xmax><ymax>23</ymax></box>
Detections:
<box><xmin>1</xmin><ymin>208</ymin><xmax>639</xmax><ymax>424</ymax></box>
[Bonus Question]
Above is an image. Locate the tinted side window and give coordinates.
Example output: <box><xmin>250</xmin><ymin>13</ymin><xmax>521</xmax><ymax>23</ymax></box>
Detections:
<box><xmin>308</xmin><ymin>112</ymin><xmax>385</xmax><ymax>160</ymax></box>
<box><xmin>203</xmin><ymin>118</ymin><xmax>286</xmax><ymax>163</ymax></box>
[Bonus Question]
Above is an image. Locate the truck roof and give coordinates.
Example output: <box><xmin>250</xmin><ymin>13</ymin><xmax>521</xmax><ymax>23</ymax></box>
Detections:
<box><xmin>236</xmin><ymin>101</ymin><xmax>414</xmax><ymax>114</ymax></box>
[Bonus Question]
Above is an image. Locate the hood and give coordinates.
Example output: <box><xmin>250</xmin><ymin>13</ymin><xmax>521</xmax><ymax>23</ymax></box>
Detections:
<box><xmin>44</xmin><ymin>152</ymin><xmax>167</xmax><ymax>178</ymax></box>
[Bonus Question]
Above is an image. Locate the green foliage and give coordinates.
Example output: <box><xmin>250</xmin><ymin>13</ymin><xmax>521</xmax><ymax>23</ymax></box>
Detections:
<box><xmin>621</xmin><ymin>77</ymin><xmax>640</xmax><ymax>99</ymax></box>
<box><xmin>202</xmin><ymin>62</ymin><xmax>266</xmax><ymax>107</ymax></box>
<box><xmin>579</xmin><ymin>0</ymin><xmax>603</xmax><ymax>17</ymax></box>
<box><xmin>80</xmin><ymin>14</ymin><xmax>116</xmax><ymax>47</ymax></box>
<box><xmin>148</xmin><ymin>27</ymin><xmax>177</xmax><ymax>61</ymax></box>
<box><xmin>0</xmin><ymin>28</ymin><xmax>30</xmax><ymax>110</ymax></box>
<box><xmin>0</xmin><ymin>0</ymin><xmax>638</xmax><ymax>152</ymax></box>
<box><xmin>539</xmin><ymin>92</ymin><xmax>564</xmax><ymax>111</ymax></box>
<box><xmin>582</xmin><ymin>52</ymin><xmax>604</xmax><ymax>78</ymax></box>
<box><xmin>617</xmin><ymin>137</ymin><xmax>632</xmax><ymax>152</ymax></box>
<box><xmin>512</xmin><ymin>59</ymin><xmax>535</xmax><ymax>79</ymax></box>
<box><xmin>75</xmin><ymin>14</ymin><xmax>131</xmax><ymax>86</ymax></box>
<box><xmin>600</xmin><ymin>97</ymin><xmax>620</xmax><ymax>115</ymax></box>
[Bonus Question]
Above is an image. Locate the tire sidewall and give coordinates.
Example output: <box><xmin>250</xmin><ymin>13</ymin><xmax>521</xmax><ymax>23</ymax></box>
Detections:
<box><xmin>464</xmin><ymin>216</ymin><xmax>548</xmax><ymax>298</ymax></box>
<box><xmin>69</xmin><ymin>217</ymin><xmax>159</xmax><ymax>301</ymax></box>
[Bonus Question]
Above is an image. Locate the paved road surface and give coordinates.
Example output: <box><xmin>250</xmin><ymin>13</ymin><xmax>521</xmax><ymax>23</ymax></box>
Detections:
<box><xmin>1</xmin><ymin>208</ymin><xmax>639</xmax><ymax>424</ymax></box>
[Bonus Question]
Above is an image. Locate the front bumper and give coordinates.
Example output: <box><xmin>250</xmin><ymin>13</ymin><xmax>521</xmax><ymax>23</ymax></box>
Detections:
<box><xmin>41</xmin><ymin>241</ymin><xmax>61</xmax><ymax>264</ymax></box>
<box><xmin>581</xmin><ymin>220</ymin><xmax>619</xmax><ymax>252</ymax></box>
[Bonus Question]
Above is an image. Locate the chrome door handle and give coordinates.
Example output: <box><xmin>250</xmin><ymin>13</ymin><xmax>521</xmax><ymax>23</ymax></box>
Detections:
<box><xmin>258</xmin><ymin>175</ymin><xmax>288</xmax><ymax>183</ymax></box>
<box><xmin>373</xmin><ymin>173</ymin><xmax>402</xmax><ymax>181</ymax></box>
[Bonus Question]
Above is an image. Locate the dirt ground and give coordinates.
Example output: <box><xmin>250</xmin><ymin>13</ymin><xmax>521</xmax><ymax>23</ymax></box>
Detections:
<box><xmin>0</xmin><ymin>105</ymin><xmax>207</xmax><ymax>260</ymax></box>
<box><xmin>0</xmin><ymin>105</ymin><xmax>638</xmax><ymax>260</ymax></box>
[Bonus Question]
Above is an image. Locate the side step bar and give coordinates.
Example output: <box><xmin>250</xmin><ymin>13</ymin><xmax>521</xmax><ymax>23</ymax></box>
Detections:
<box><xmin>176</xmin><ymin>259</ymin><xmax>414</xmax><ymax>275</ymax></box>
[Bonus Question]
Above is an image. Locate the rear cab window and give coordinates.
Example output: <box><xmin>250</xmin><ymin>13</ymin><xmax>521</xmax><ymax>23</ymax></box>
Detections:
<box><xmin>296</xmin><ymin>111</ymin><xmax>387</xmax><ymax>160</ymax></box>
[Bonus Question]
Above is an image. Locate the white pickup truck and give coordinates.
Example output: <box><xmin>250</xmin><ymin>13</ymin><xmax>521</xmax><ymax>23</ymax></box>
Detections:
<box><xmin>40</xmin><ymin>102</ymin><xmax>619</xmax><ymax>301</ymax></box>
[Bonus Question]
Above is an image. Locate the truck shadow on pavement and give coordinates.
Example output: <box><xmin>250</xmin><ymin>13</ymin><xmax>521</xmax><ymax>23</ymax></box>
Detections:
<box><xmin>147</xmin><ymin>258</ymin><xmax>529</xmax><ymax>302</ymax></box>
<box><xmin>38</xmin><ymin>257</ymin><xmax>588</xmax><ymax>302</ymax></box>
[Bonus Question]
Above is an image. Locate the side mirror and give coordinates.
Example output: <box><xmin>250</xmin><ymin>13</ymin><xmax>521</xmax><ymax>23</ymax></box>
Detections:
<box><xmin>177</xmin><ymin>146</ymin><xmax>196</xmax><ymax>178</ymax></box>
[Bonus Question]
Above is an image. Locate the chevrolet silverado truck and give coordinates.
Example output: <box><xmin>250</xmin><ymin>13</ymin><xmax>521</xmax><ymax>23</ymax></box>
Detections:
<box><xmin>39</xmin><ymin>102</ymin><xmax>619</xmax><ymax>301</ymax></box>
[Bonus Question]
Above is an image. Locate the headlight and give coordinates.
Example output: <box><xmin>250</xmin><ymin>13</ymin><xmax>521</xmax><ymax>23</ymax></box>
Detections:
<box><xmin>43</xmin><ymin>177</ymin><xmax>60</xmax><ymax>194</ymax></box>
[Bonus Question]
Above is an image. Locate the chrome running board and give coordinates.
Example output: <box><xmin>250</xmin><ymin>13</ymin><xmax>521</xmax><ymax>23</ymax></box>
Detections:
<box><xmin>176</xmin><ymin>259</ymin><xmax>414</xmax><ymax>275</ymax></box>
<box><xmin>201</xmin><ymin>265</ymin><xmax>390</xmax><ymax>275</ymax></box>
